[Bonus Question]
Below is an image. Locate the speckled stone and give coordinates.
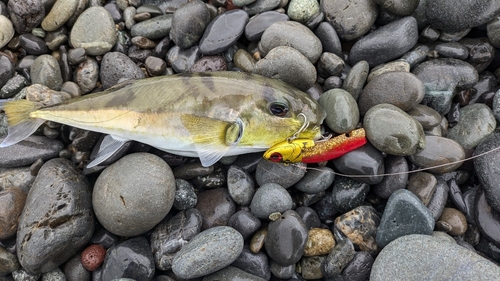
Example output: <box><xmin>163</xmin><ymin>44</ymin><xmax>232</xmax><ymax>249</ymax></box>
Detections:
<box><xmin>227</xmin><ymin>165</ymin><xmax>255</xmax><ymax>206</ymax></box>
<box><xmin>70</xmin><ymin>7</ymin><xmax>117</xmax><ymax>55</ymax></box>
<box><xmin>287</xmin><ymin>0</ymin><xmax>320</xmax><ymax>23</ymax></box>
<box><xmin>170</xmin><ymin>0</ymin><xmax>210</xmax><ymax>49</ymax></box>
<box><xmin>321</xmin><ymin>0</ymin><xmax>377</xmax><ymax>40</ymax></box>
<box><xmin>331</xmin><ymin>176</ymin><xmax>370</xmax><ymax>213</ymax></box>
<box><xmin>318</xmin><ymin>88</ymin><xmax>359</xmax><ymax>134</ymax></box>
<box><xmin>446</xmin><ymin>103</ymin><xmax>496</xmax><ymax>149</ymax></box>
<box><xmin>8</xmin><ymin>0</ymin><xmax>45</xmax><ymax>34</ymax></box>
<box><xmin>335</xmin><ymin>205</ymin><xmax>380</xmax><ymax>254</ymax></box>
<box><xmin>0</xmin><ymin>186</ymin><xmax>26</xmax><ymax>240</ymax></box>
<box><xmin>0</xmin><ymin>136</ymin><xmax>63</xmax><ymax>168</ymax></box>
<box><xmin>31</xmin><ymin>54</ymin><xmax>63</xmax><ymax>90</ymax></box>
<box><xmin>173</xmin><ymin>179</ymin><xmax>197</xmax><ymax>210</ymax></box>
<box><xmin>99</xmin><ymin>52</ymin><xmax>145</xmax><ymax>89</ymax></box>
<box><xmin>294</xmin><ymin>166</ymin><xmax>335</xmax><ymax>194</ymax></box>
<box><xmin>322</xmin><ymin>236</ymin><xmax>356</xmax><ymax>278</ymax></box>
<box><xmin>303</xmin><ymin>228</ymin><xmax>335</xmax><ymax>256</ymax></box>
<box><xmin>255</xmin><ymin>159</ymin><xmax>306</xmax><ymax>188</ymax></box>
<box><xmin>474</xmin><ymin>134</ymin><xmax>500</xmax><ymax>213</ymax></box>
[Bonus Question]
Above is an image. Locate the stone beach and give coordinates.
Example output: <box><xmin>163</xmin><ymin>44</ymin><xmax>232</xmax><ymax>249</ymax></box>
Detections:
<box><xmin>2</xmin><ymin>0</ymin><xmax>500</xmax><ymax>280</ymax></box>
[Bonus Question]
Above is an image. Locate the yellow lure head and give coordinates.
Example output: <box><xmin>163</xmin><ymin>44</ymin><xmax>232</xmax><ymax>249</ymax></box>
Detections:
<box><xmin>263</xmin><ymin>139</ymin><xmax>315</xmax><ymax>163</ymax></box>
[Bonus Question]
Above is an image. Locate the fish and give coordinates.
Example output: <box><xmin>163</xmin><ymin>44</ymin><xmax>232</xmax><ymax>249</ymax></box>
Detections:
<box><xmin>0</xmin><ymin>71</ymin><xmax>326</xmax><ymax>167</ymax></box>
<box><xmin>263</xmin><ymin>128</ymin><xmax>367</xmax><ymax>164</ymax></box>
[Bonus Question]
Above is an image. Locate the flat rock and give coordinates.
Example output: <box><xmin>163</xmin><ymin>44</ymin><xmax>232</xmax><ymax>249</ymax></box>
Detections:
<box><xmin>446</xmin><ymin>103</ymin><xmax>496</xmax><ymax>149</ymax></box>
<box><xmin>199</xmin><ymin>9</ymin><xmax>249</xmax><ymax>55</ymax></box>
<box><xmin>474</xmin><ymin>133</ymin><xmax>500</xmax><ymax>213</ymax></box>
<box><xmin>408</xmin><ymin>136</ymin><xmax>465</xmax><ymax>174</ymax></box>
<box><xmin>0</xmin><ymin>136</ymin><xmax>63</xmax><ymax>168</ymax></box>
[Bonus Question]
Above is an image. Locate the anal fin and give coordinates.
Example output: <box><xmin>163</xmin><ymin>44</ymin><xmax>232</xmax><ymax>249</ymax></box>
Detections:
<box><xmin>87</xmin><ymin>135</ymin><xmax>130</xmax><ymax>168</ymax></box>
<box><xmin>0</xmin><ymin>119</ymin><xmax>46</xmax><ymax>147</ymax></box>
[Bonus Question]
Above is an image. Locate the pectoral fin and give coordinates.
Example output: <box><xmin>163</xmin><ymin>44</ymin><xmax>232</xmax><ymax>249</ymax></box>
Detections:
<box><xmin>87</xmin><ymin>135</ymin><xmax>130</xmax><ymax>168</ymax></box>
<box><xmin>181</xmin><ymin>115</ymin><xmax>243</xmax><ymax>167</ymax></box>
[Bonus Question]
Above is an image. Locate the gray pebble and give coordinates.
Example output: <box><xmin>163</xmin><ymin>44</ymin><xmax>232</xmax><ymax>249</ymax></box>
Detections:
<box><xmin>473</xmin><ymin>133</ymin><xmax>500</xmax><ymax>213</ymax></box>
<box><xmin>227</xmin><ymin>165</ymin><xmax>255</xmax><ymax>206</ymax></box>
<box><xmin>74</xmin><ymin>57</ymin><xmax>99</xmax><ymax>94</ymax></box>
<box><xmin>8</xmin><ymin>0</ymin><xmax>45</xmax><ymax>34</ymax></box>
<box><xmin>342</xmin><ymin>60</ymin><xmax>369</xmax><ymax>100</ymax></box>
<box><xmin>199</xmin><ymin>9</ymin><xmax>249</xmax><ymax>55</ymax></box>
<box><xmin>12</xmin><ymin>269</ymin><xmax>41</xmax><ymax>281</ymax></box>
<box><xmin>321</xmin><ymin>0</ymin><xmax>378</xmax><ymax>40</ymax></box>
<box><xmin>228</xmin><ymin>210</ymin><xmax>261</xmax><ymax>240</ymax></box>
<box><xmin>0</xmin><ymin>243</ymin><xmax>20</xmax><ymax>275</ymax></box>
<box><xmin>255</xmin><ymin>159</ymin><xmax>306</xmax><ymax>188</ymax></box>
<box><xmin>0</xmin><ymin>166</ymin><xmax>36</xmax><ymax>194</ymax></box>
<box><xmin>173</xmin><ymin>179</ymin><xmax>197</xmax><ymax>210</ymax></box>
<box><xmin>373</xmin><ymin>156</ymin><xmax>408</xmax><ymax>199</ymax></box>
<box><xmin>42</xmin><ymin>0</ymin><xmax>79</xmax><ymax>31</ymax></box>
<box><xmin>322</xmin><ymin>237</ymin><xmax>355</xmax><ymax>277</ymax></box>
<box><xmin>487</xmin><ymin>16</ymin><xmax>500</xmax><ymax>48</ymax></box>
<box><xmin>31</xmin><ymin>54</ymin><xmax>63</xmax><ymax>90</ymax></box>
<box><xmin>317</xmin><ymin>52</ymin><xmax>344</xmax><ymax>78</ymax></box>
<box><xmin>254</xmin><ymin>46</ymin><xmax>316</xmax><ymax>91</ymax></box>
<box><xmin>70</xmin><ymin>7</ymin><xmax>117</xmax><ymax>56</ymax></box>
<box><xmin>426</xmin><ymin>178</ymin><xmax>449</xmax><ymax>220</ymax></box>
<box><xmin>244</xmin><ymin>11</ymin><xmax>289</xmax><ymax>42</ymax></box>
<box><xmin>62</xmin><ymin>254</ymin><xmax>91</xmax><ymax>281</ymax></box>
<box><xmin>250</xmin><ymin>183</ymin><xmax>293</xmax><ymax>219</ymax></box>
<box><xmin>314</xmin><ymin>22</ymin><xmax>342</xmax><ymax>57</ymax></box>
<box><xmin>367</xmin><ymin>60</ymin><xmax>410</xmax><ymax>82</ymax></box>
<box><xmin>0</xmin><ymin>136</ymin><xmax>63</xmax><ymax>168</ymax></box>
<box><xmin>0</xmin><ymin>74</ymin><xmax>28</xmax><ymax>99</ymax></box>
<box><xmin>446</xmin><ymin>103</ymin><xmax>496</xmax><ymax>149</ymax></box>
<box><xmin>233</xmin><ymin>49</ymin><xmax>256</xmax><ymax>73</ymax></box>
<box><xmin>408</xmin><ymin>136</ymin><xmax>465</xmax><ymax>174</ymax></box>
<box><xmin>374</xmin><ymin>0</ymin><xmax>419</xmax><ymax>16</ymax></box>
<box><xmin>331</xmin><ymin>176</ymin><xmax>370</xmax><ymax>213</ymax></box>
<box><xmin>170</xmin><ymin>0</ymin><xmax>210</xmax><ymax>49</ymax></box>
<box><xmin>406</xmin><ymin>104</ymin><xmax>442</xmax><ymax>130</ymax></box>
<box><xmin>41</xmin><ymin>267</ymin><xmax>66</xmax><ymax>281</ymax></box>
<box><xmin>131</xmin><ymin>14</ymin><xmax>173</xmax><ymax>40</ymax></box>
<box><xmin>332</xmin><ymin>143</ymin><xmax>385</xmax><ymax>185</ymax></box>
<box><xmin>318</xmin><ymin>88</ymin><xmax>359</xmax><ymax>133</ymax></box>
<box><xmin>172</xmin><ymin>226</ymin><xmax>244</xmax><ymax>279</ymax></box>
<box><xmin>287</xmin><ymin>0</ymin><xmax>320</xmax><ymax>23</ymax></box>
<box><xmin>401</xmin><ymin>45</ymin><xmax>430</xmax><ymax>68</ymax></box>
<box><xmin>92</xmin><ymin>153</ymin><xmax>176</xmax><ymax>236</ymax></box>
<box><xmin>100</xmin><ymin>52</ymin><xmax>145</xmax><ymax>89</ymax></box>
<box><xmin>243</xmin><ymin>0</ymin><xmax>281</xmax><ymax>16</ymax></box>
<box><xmin>0</xmin><ymin>15</ymin><xmax>14</xmax><ymax>49</ymax></box>
<box><xmin>203</xmin><ymin>266</ymin><xmax>267</xmax><ymax>281</ymax></box>
<box><xmin>167</xmin><ymin>45</ymin><xmax>202</xmax><ymax>73</ymax></box>
<box><xmin>435</xmin><ymin>42</ymin><xmax>469</xmax><ymax>60</ymax></box>
<box><xmin>294</xmin><ymin>166</ymin><xmax>335</xmax><ymax>194</ymax></box>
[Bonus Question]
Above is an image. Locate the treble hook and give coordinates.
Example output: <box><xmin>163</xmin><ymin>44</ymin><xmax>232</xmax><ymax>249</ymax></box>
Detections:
<box><xmin>287</xmin><ymin>113</ymin><xmax>309</xmax><ymax>143</ymax></box>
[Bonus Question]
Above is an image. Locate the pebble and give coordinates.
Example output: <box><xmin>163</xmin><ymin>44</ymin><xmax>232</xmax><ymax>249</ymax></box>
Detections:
<box><xmin>0</xmin><ymin>15</ymin><xmax>14</xmax><ymax>49</ymax></box>
<box><xmin>242</xmin><ymin>0</ymin><xmax>281</xmax><ymax>16</ymax></box>
<box><xmin>294</xmin><ymin>166</ymin><xmax>335</xmax><ymax>194</ymax></box>
<box><xmin>407</xmin><ymin>172</ymin><xmax>437</xmax><ymax>206</ymax></box>
<box><xmin>374</xmin><ymin>0</ymin><xmax>419</xmax><ymax>16</ymax></box>
<box><xmin>318</xmin><ymin>88</ymin><xmax>359</xmax><ymax>133</ymax></box>
<box><xmin>190</xmin><ymin>55</ymin><xmax>226</xmax><ymax>72</ymax></box>
<box><xmin>166</xmin><ymin>45</ymin><xmax>201</xmax><ymax>73</ymax></box>
<box><xmin>0</xmin><ymin>186</ymin><xmax>26</xmax><ymax>240</ymax></box>
<box><xmin>170</xmin><ymin>0</ymin><xmax>210</xmax><ymax>50</ymax></box>
<box><xmin>331</xmin><ymin>176</ymin><xmax>370</xmax><ymax>213</ymax></box>
<box><xmin>19</xmin><ymin>33</ymin><xmax>49</xmax><ymax>55</ymax></box>
<box><xmin>376</xmin><ymin>189</ymin><xmax>435</xmax><ymax>248</ymax></box>
<box><xmin>371</xmin><ymin>234</ymin><xmax>500</xmax><ymax>280</ymax></box>
<box><xmin>364</xmin><ymin>104</ymin><xmax>426</xmax><ymax>156</ymax></box>
<box><xmin>446</xmin><ymin>103</ymin><xmax>496</xmax><ymax>149</ymax></box>
<box><xmin>74</xmin><ymin>57</ymin><xmax>99</xmax><ymax>94</ymax></box>
<box><xmin>16</xmin><ymin>158</ymin><xmax>94</xmax><ymax>274</ymax></box>
<box><xmin>250</xmin><ymin>183</ymin><xmax>293</xmax><ymax>219</ymax></box>
<box><xmin>199</xmin><ymin>9</ymin><xmax>248</xmax><ymax>55</ymax></box>
<box><xmin>300</xmin><ymin>256</ymin><xmax>325</xmax><ymax>279</ymax></box>
<box><xmin>244</xmin><ymin>11</ymin><xmax>289</xmax><ymax>42</ymax></box>
<box><xmin>304</xmin><ymin>228</ymin><xmax>335</xmax><ymax>256</ymax></box>
<box><xmin>408</xmin><ymin>136</ymin><xmax>465</xmax><ymax>174</ymax></box>
<box><xmin>475</xmin><ymin>188</ymin><xmax>500</xmax><ymax>245</ymax></box>
<box><xmin>335</xmin><ymin>206</ymin><xmax>380</xmax><ymax>254</ymax></box>
<box><xmin>130</xmin><ymin>14</ymin><xmax>173</xmax><ymax>40</ymax></box>
<box><xmin>322</xmin><ymin>236</ymin><xmax>356</xmax><ymax>278</ymax></box>
<box><xmin>203</xmin><ymin>265</ymin><xmax>267</xmax><ymax>281</ymax></box>
<box><xmin>436</xmin><ymin>207</ymin><xmax>468</xmax><ymax>236</ymax></box>
<box><xmin>172</xmin><ymin>226</ymin><xmax>244</xmax><ymax>279</ymax></box>
<box><xmin>253</xmin><ymin>46</ymin><xmax>317</xmax><ymax>91</ymax></box>
<box><xmin>339</xmin><ymin>251</ymin><xmax>374</xmax><ymax>280</ymax></box>
<box><xmin>0</xmin><ymin>136</ymin><xmax>63</xmax><ymax>168</ymax></box>
<box><xmin>99</xmin><ymin>52</ymin><xmax>145</xmax><ymax>89</ymax></box>
<box><xmin>350</xmin><ymin>17</ymin><xmax>418</xmax><ymax>67</ymax></box>
<box><xmin>474</xmin><ymin>133</ymin><xmax>500</xmax><ymax>212</ymax></box>
<box><xmin>0</xmin><ymin>166</ymin><xmax>36</xmax><ymax>194</ymax></box>
<box><xmin>1</xmin><ymin>74</ymin><xmax>27</xmax><ymax>99</ymax></box>
<box><xmin>92</xmin><ymin>153</ymin><xmax>176</xmax><ymax>237</ymax></box>
<box><xmin>259</xmin><ymin>21</ymin><xmax>322</xmax><ymax>64</ymax></box>
<box><xmin>150</xmin><ymin>209</ymin><xmax>202</xmax><ymax>271</ymax></box>
<box><xmin>195</xmin><ymin>187</ymin><xmax>235</xmax><ymax>230</ymax></box>
<box><xmin>321</xmin><ymin>0</ymin><xmax>377</xmax><ymax>41</ymax></box>
<box><xmin>406</xmin><ymin>104</ymin><xmax>442</xmax><ymax>130</ymax></box>
<box><xmin>227</xmin><ymin>165</ymin><xmax>255</xmax><ymax>206</ymax></box>
<box><xmin>30</xmin><ymin>54</ymin><xmax>63</xmax><ymax>90</ymax></box>
<box><xmin>231</xmin><ymin>246</ymin><xmax>270</xmax><ymax>279</ymax></box>
<box><xmin>265</xmin><ymin>210</ymin><xmax>308</xmax><ymax>266</ymax></box>
<box><xmin>360</xmin><ymin>72</ymin><xmax>424</xmax><ymax>116</ymax></box>
<box><xmin>101</xmin><ymin>236</ymin><xmax>155</xmax><ymax>281</ymax></box>
<box><xmin>81</xmin><ymin>244</ymin><xmax>106</xmax><ymax>271</ymax></box>
<box><xmin>69</xmin><ymin>7</ymin><xmax>117</xmax><ymax>56</ymax></box>
<box><xmin>366</xmin><ymin>60</ymin><xmax>410</xmax><ymax>82</ymax></box>
<box><xmin>228</xmin><ymin>210</ymin><xmax>261</xmax><ymax>240</ymax></box>
<box><xmin>332</xmin><ymin>143</ymin><xmax>384</xmax><ymax>185</ymax></box>
<box><xmin>255</xmin><ymin>159</ymin><xmax>305</xmax><ymax>188</ymax></box>
<box><xmin>435</xmin><ymin>42</ymin><xmax>469</xmax><ymax>60</ymax></box>
<box><xmin>426</xmin><ymin>178</ymin><xmax>450</xmax><ymax>221</ymax></box>
<box><xmin>373</xmin><ymin>156</ymin><xmax>409</xmax><ymax>199</ymax></box>
<box><xmin>172</xmin><ymin>179</ymin><xmax>197</xmax><ymax>210</ymax></box>
<box><xmin>0</xmin><ymin>246</ymin><xmax>20</xmax><ymax>275</ymax></box>
<box><xmin>41</xmin><ymin>0</ymin><xmax>79</xmax><ymax>31</ymax></box>
<box><xmin>342</xmin><ymin>60</ymin><xmax>369</xmax><ymax>100</ymax></box>
<box><xmin>287</xmin><ymin>0</ymin><xmax>320</xmax><ymax>23</ymax></box>
<box><xmin>8</xmin><ymin>0</ymin><xmax>45</xmax><ymax>34</ymax></box>
<box><xmin>0</xmin><ymin>53</ymin><xmax>14</xmax><ymax>89</ymax></box>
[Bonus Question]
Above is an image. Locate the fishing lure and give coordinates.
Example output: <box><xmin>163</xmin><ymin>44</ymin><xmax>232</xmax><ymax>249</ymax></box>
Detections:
<box><xmin>263</xmin><ymin>128</ymin><xmax>367</xmax><ymax>164</ymax></box>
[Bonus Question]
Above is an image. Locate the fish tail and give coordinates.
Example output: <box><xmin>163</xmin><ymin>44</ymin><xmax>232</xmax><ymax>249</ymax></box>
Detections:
<box><xmin>0</xmin><ymin>99</ymin><xmax>46</xmax><ymax>147</ymax></box>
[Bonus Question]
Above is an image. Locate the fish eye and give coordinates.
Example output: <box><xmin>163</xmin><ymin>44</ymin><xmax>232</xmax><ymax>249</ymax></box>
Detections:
<box><xmin>269</xmin><ymin>102</ymin><xmax>289</xmax><ymax>117</ymax></box>
<box><xmin>269</xmin><ymin>152</ymin><xmax>283</xmax><ymax>162</ymax></box>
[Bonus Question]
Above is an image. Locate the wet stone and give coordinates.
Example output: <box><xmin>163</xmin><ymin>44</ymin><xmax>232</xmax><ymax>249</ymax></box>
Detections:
<box><xmin>231</xmin><ymin>246</ymin><xmax>270</xmax><ymax>280</ymax></box>
<box><xmin>359</xmin><ymin>71</ymin><xmax>425</xmax><ymax>115</ymax></box>
<box><xmin>19</xmin><ymin>34</ymin><xmax>48</xmax><ymax>55</ymax></box>
<box><xmin>167</xmin><ymin>45</ymin><xmax>202</xmax><ymax>73</ymax></box>
<box><xmin>131</xmin><ymin>14</ymin><xmax>173</xmax><ymax>40</ymax></box>
<box><xmin>436</xmin><ymin>207</ymin><xmax>467</xmax><ymax>236</ymax></box>
<box><xmin>408</xmin><ymin>136</ymin><xmax>465</xmax><ymax>174</ymax></box>
<box><xmin>339</xmin><ymin>251</ymin><xmax>374</xmax><ymax>281</ymax></box>
<box><xmin>435</xmin><ymin>42</ymin><xmax>469</xmax><ymax>60</ymax></box>
<box><xmin>100</xmin><ymin>52</ymin><xmax>145</xmax><ymax>89</ymax></box>
<box><xmin>296</xmin><ymin>206</ymin><xmax>321</xmax><ymax>229</ymax></box>
<box><xmin>318</xmin><ymin>88</ymin><xmax>359</xmax><ymax>134</ymax></box>
<box><xmin>314</xmin><ymin>21</ymin><xmax>342</xmax><ymax>57</ymax></box>
<box><xmin>300</xmin><ymin>255</ymin><xmax>325</xmax><ymax>279</ymax></box>
<box><xmin>195</xmin><ymin>187</ymin><xmax>235</xmax><ymax>230</ymax></box>
<box><xmin>227</xmin><ymin>165</ymin><xmax>255</xmax><ymax>206</ymax></box>
<box><xmin>0</xmin><ymin>186</ymin><xmax>26</xmax><ymax>240</ymax></box>
<box><xmin>265</xmin><ymin>210</ymin><xmax>308</xmax><ymax>266</ymax></box>
<box><xmin>474</xmin><ymin>133</ymin><xmax>500</xmax><ymax>212</ymax></box>
<box><xmin>364</xmin><ymin>104</ymin><xmax>426</xmax><ymax>156</ymax></box>
<box><xmin>173</xmin><ymin>179</ymin><xmax>197</xmax><ymax>210</ymax></box>
<box><xmin>0</xmin><ymin>52</ymin><xmax>14</xmax><ymax>89</ymax></box>
<box><xmin>287</xmin><ymin>0</ymin><xmax>320</xmax><ymax>23</ymax></box>
<box><xmin>0</xmin><ymin>74</ymin><xmax>28</xmax><ymax>99</ymax></box>
<box><xmin>74</xmin><ymin>57</ymin><xmax>99</xmax><ymax>94</ymax></box>
<box><xmin>321</xmin><ymin>0</ymin><xmax>377</xmax><ymax>41</ymax></box>
<box><xmin>332</xmin><ymin>143</ymin><xmax>384</xmax><ymax>185</ymax></box>
<box><xmin>446</xmin><ymin>103</ymin><xmax>496</xmax><ymax>149</ymax></box>
<box><xmin>150</xmin><ymin>209</ymin><xmax>202</xmax><ymax>271</ymax></box>
<box><xmin>101</xmin><ymin>236</ymin><xmax>155</xmax><ymax>281</ymax></box>
<box><xmin>0</xmin><ymin>136</ymin><xmax>63</xmax><ymax>168</ymax></box>
<box><xmin>250</xmin><ymin>183</ymin><xmax>292</xmax><ymax>219</ymax></box>
<box><xmin>401</xmin><ymin>45</ymin><xmax>430</xmax><ymax>68</ymax></box>
<box><xmin>331</xmin><ymin>176</ymin><xmax>370</xmax><ymax>213</ymax></box>
<box><xmin>89</xmin><ymin>228</ymin><xmax>118</xmax><ymax>249</ymax></box>
<box><xmin>0</xmin><ymin>15</ymin><xmax>14</xmax><ymax>49</ymax></box>
<box><xmin>200</xmin><ymin>9</ymin><xmax>248</xmax><ymax>55</ymax></box>
<box><xmin>31</xmin><ymin>54</ymin><xmax>63</xmax><ymax>90</ymax></box>
<box><xmin>294</xmin><ymin>166</ymin><xmax>335</xmax><ymax>194</ymax></box>
<box><xmin>322</xmin><ymin>237</ymin><xmax>356</xmax><ymax>278</ymax></box>
<box><xmin>170</xmin><ymin>0</ymin><xmax>210</xmax><ymax>49</ymax></box>
<box><xmin>203</xmin><ymin>266</ymin><xmax>267</xmax><ymax>281</ymax></box>
<box><xmin>255</xmin><ymin>159</ymin><xmax>305</xmax><ymax>188</ymax></box>
<box><xmin>8</xmin><ymin>0</ymin><xmax>45</xmax><ymax>34</ymax></box>
<box><xmin>242</xmin><ymin>0</ymin><xmax>281</xmax><ymax>16</ymax></box>
<box><xmin>317</xmin><ymin>51</ymin><xmax>344</xmax><ymax>77</ymax></box>
<box><xmin>92</xmin><ymin>153</ymin><xmax>176</xmax><ymax>236</ymax></box>
<box><xmin>228</xmin><ymin>210</ymin><xmax>261</xmax><ymax>240</ymax></box>
<box><xmin>342</xmin><ymin>60</ymin><xmax>369</xmax><ymax>100</ymax></box>
<box><xmin>270</xmin><ymin>260</ymin><xmax>294</xmax><ymax>279</ymax></box>
<box><xmin>244</xmin><ymin>11</ymin><xmax>289</xmax><ymax>42</ymax></box>
<box><xmin>373</xmin><ymin>156</ymin><xmax>408</xmax><ymax>199</ymax></box>
<box><xmin>296</xmin><ymin>191</ymin><xmax>326</xmax><ymax>207</ymax></box>
<box><xmin>475</xmin><ymin>188</ymin><xmax>500</xmax><ymax>246</ymax></box>
<box><xmin>367</xmin><ymin>60</ymin><xmax>410</xmax><ymax>82</ymax></box>
<box><xmin>407</xmin><ymin>172</ymin><xmax>437</xmax><ymax>206</ymax></box>
<box><xmin>17</xmin><ymin>158</ymin><xmax>94</xmax><ymax>274</ymax></box>
<box><xmin>376</xmin><ymin>189</ymin><xmax>434</xmax><ymax>248</ymax></box>
<box><xmin>172</xmin><ymin>226</ymin><xmax>244</xmax><ymax>279</ymax></box>
<box><xmin>426</xmin><ymin>178</ymin><xmax>449</xmax><ymax>221</ymax></box>
<box><xmin>303</xmin><ymin>228</ymin><xmax>335</xmax><ymax>256</ymax></box>
<box><xmin>70</xmin><ymin>6</ymin><xmax>117</xmax><ymax>56</ymax></box>
<box><xmin>335</xmin><ymin>206</ymin><xmax>380</xmax><ymax>254</ymax></box>
<box><xmin>407</xmin><ymin>104</ymin><xmax>442</xmax><ymax>130</ymax></box>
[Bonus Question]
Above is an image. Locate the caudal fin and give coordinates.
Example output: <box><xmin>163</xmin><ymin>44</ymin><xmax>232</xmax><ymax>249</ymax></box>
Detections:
<box><xmin>0</xmin><ymin>99</ymin><xmax>45</xmax><ymax>147</ymax></box>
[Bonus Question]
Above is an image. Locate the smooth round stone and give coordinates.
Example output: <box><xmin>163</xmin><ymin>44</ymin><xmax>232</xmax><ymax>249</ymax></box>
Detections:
<box><xmin>322</xmin><ymin>237</ymin><xmax>355</xmax><ymax>278</ymax></box>
<box><xmin>376</xmin><ymin>189</ymin><xmax>434</xmax><ymax>248</ymax></box>
<box><xmin>373</xmin><ymin>0</ymin><xmax>419</xmax><ymax>16</ymax></box>
<box><xmin>401</xmin><ymin>45</ymin><xmax>429</xmax><ymax>68</ymax></box>
<box><xmin>145</xmin><ymin>56</ymin><xmax>167</xmax><ymax>76</ymax></box>
<box><xmin>104</xmin><ymin>2</ymin><xmax>122</xmax><ymax>23</ymax></box>
<box><xmin>435</xmin><ymin>42</ymin><xmax>469</xmax><ymax>60</ymax></box>
<box><xmin>100</xmin><ymin>52</ymin><xmax>145</xmax><ymax>89</ymax></box>
<box><xmin>30</xmin><ymin>54</ymin><xmax>63</xmax><ymax>90</ymax></box>
<box><xmin>265</xmin><ymin>210</ymin><xmax>308</xmax><ymax>266</ymax></box>
<box><xmin>296</xmin><ymin>206</ymin><xmax>321</xmax><ymax>229</ymax></box>
<box><xmin>255</xmin><ymin>159</ymin><xmax>305</xmax><ymax>188</ymax></box>
<box><xmin>17</xmin><ymin>159</ymin><xmax>94</xmax><ymax>274</ymax></box>
<box><xmin>233</xmin><ymin>48</ymin><xmax>256</xmax><ymax>73</ymax></box>
<box><xmin>317</xmin><ymin>52</ymin><xmax>344</xmax><ymax>78</ymax></box>
<box><xmin>19</xmin><ymin>33</ymin><xmax>48</xmax><ymax>55</ymax></box>
<box><xmin>487</xmin><ymin>17</ymin><xmax>500</xmax><ymax>48</ymax></box>
<box><xmin>332</xmin><ymin>143</ymin><xmax>384</xmax><ymax>185</ymax></box>
<box><xmin>228</xmin><ymin>210</ymin><xmax>261</xmax><ymax>240</ymax></box>
<box><xmin>371</xmin><ymin>234</ymin><xmax>500</xmax><ymax>280</ymax></box>
<box><xmin>70</xmin><ymin>7</ymin><xmax>117</xmax><ymax>55</ymax></box>
<box><xmin>172</xmin><ymin>226</ymin><xmax>244</xmax><ymax>279</ymax></box>
<box><xmin>170</xmin><ymin>0</ymin><xmax>210</xmax><ymax>49</ymax></box>
<box><xmin>321</xmin><ymin>0</ymin><xmax>377</xmax><ymax>40</ymax></box>
<box><xmin>359</xmin><ymin>72</ymin><xmax>425</xmax><ymax>115</ymax></box>
<box><xmin>0</xmin><ymin>136</ymin><xmax>63</xmax><ymax>168</ymax></box>
<box><xmin>300</xmin><ymin>256</ymin><xmax>325</xmax><ymax>279</ymax></box>
<box><xmin>446</xmin><ymin>103</ymin><xmax>496</xmax><ymax>149</ymax></box>
<box><xmin>294</xmin><ymin>166</ymin><xmax>335</xmax><ymax>194</ymax></box>
<box><xmin>203</xmin><ymin>265</ymin><xmax>267</xmax><ymax>281</ymax></box>
<box><xmin>130</xmin><ymin>14</ymin><xmax>173</xmax><ymax>40</ymax></box>
<box><xmin>231</xmin><ymin>246</ymin><xmax>270</xmax><ymax>280</ymax></box>
<box><xmin>318</xmin><ymin>89</ymin><xmax>359</xmax><ymax>134</ymax></box>
<box><xmin>8</xmin><ymin>0</ymin><xmax>45</xmax><ymax>34</ymax></box>
<box><xmin>62</xmin><ymin>254</ymin><xmax>91</xmax><ymax>281</ymax></box>
<box><xmin>338</xmin><ymin>251</ymin><xmax>374</xmax><ymax>280</ymax></box>
<box><xmin>373</xmin><ymin>156</ymin><xmax>408</xmax><ymax>199</ymax></box>
<box><xmin>190</xmin><ymin>55</ymin><xmax>226</xmax><ymax>72</ymax></box>
<box><xmin>92</xmin><ymin>153</ymin><xmax>176</xmax><ymax>236</ymax></box>
<box><xmin>426</xmin><ymin>178</ymin><xmax>449</xmax><ymax>221</ymax></box>
<box><xmin>287</xmin><ymin>0</ymin><xmax>319</xmax><ymax>23</ymax></box>
<box><xmin>474</xmin><ymin>133</ymin><xmax>500</xmax><ymax>212</ymax></box>
<box><xmin>335</xmin><ymin>206</ymin><xmax>380</xmax><ymax>254</ymax></box>
<box><xmin>331</xmin><ymin>176</ymin><xmax>370</xmax><ymax>213</ymax></box>
<box><xmin>270</xmin><ymin>260</ymin><xmax>294</xmax><ymax>279</ymax></box>
<box><xmin>407</xmin><ymin>104</ymin><xmax>442</xmax><ymax>130</ymax></box>
<box><xmin>436</xmin><ymin>207</ymin><xmax>467</xmax><ymax>236</ymax></box>
<box><xmin>242</xmin><ymin>0</ymin><xmax>281</xmax><ymax>16</ymax></box>
<box><xmin>408</xmin><ymin>136</ymin><xmax>465</xmax><ymax>174</ymax></box>
<box><xmin>101</xmin><ymin>237</ymin><xmax>155</xmax><ymax>281</ymax></box>
<box><xmin>475</xmin><ymin>188</ymin><xmax>500</xmax><ymax>246</ymax></box>
<box><xmin>259</xmin><ymin>21</ymin><xmax>322</xmax><ymax>64</ymax></box>
<box><xmin>0</xmin><ymin>187</ymin><xmax>26</xmax><ymax>240</ymax></box>
<box><xmin>250</xmin><ymin>183</ymin><xmax>293</xmax><ymax>219</ymax></box>
<box><xmin>426</xmin><ymin>0</ymin><xmax>500</xmax><ymax>32</ymax></box>
<box><xmin>25</xmin><ymin>84</ymin><xmax>71</xmax><ymax>106</ymax></box>
<box><xmin>314</xmin><ymin>22</ymin><xmax>342</xmax><ymax>57</ymax></box>
<box><xmin>342</xmin><ymin>60</ymin><xmax>369</xmax><ymax>100</ymax></box>
<box><xmin>364</xmin><ymin>104</ymin><xmax>426</xmax><ymax>156</ymax></box>
<box><xmin>0</xmin><ymin>74</ymin><xmax>28</xmax><ymax>99</ymax></box>
<box><xmin>367</xmin><ymin>60</ymin><xmax>410</xmax><ymax>82</ymax></box>
<box><xmin>244</xmin><ymin>11</ymin><xmax>289</xmax><ymax>42</ymax></box>
<box><xmin>74</xmin><ymin>57</ymin><xmax>99</xmax><ymax>94</ymax></box>
<box><xmin>350</xmin><ymin>17</ymin><xmax>418</xmax><ymax>67</ymax></box>
<box><xmin>42</xmin><ymin>0</ymin><xmax>78</xmax><ymax>31</ymax></box>
<box><xmin>407</xmin><ymin>172</ymin><xmax>437</xmax><ymax>206</ymax></box>
<box><xmin>226</xmin><ymin>165</ymin><xmax>255</xmax><ymax>206</ymax></box>
<box><xmin>123</xmin><ymin>7</ymin><xmax>136</xmax><ymax>30</ymax></box>
<box><xmin>303</xmin><ymin>228</ymin><xmax>335</xmax><ymax>256</ymax></box>
<box><xmin>150</xmin><ymin>209</ymin><xmax>202</xmax><ymax>271</ymax></box>
<box><xmin>296</xmin><ymin>191</ymin><xmax>326</xmax><ymax>207</ymax></box>
<box><xmin>0</xmin><ymin>54</ymin><xmax>14</xmax><ymax>89</ymax></box>
<box><xmin>195</xmin><ymin>187</ymin><xmax>235</xmax><ymax>230</ymax></box>
<box><xmin>199</xmin><ymin>9</ymin><xmax>248</xmax><ymax>55</ymax></box>
<box><xmin>173</xmin><ymin>179</ymin><xmax>197</xmax><ymax>210</ymax></box>
<box><xmin>0</xmin><ymin>15</ymin><xmax>14</xmax><ymax>49</ymax></box>
<box><xmin>254</xmin><ymin>46</ymin><xmax>316</xmax><ymax>91</ymax></box>
<box><xmin>166</xmin><ymin>45</ymin><xmax>201</xmax><ymax>73</ymax></box>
